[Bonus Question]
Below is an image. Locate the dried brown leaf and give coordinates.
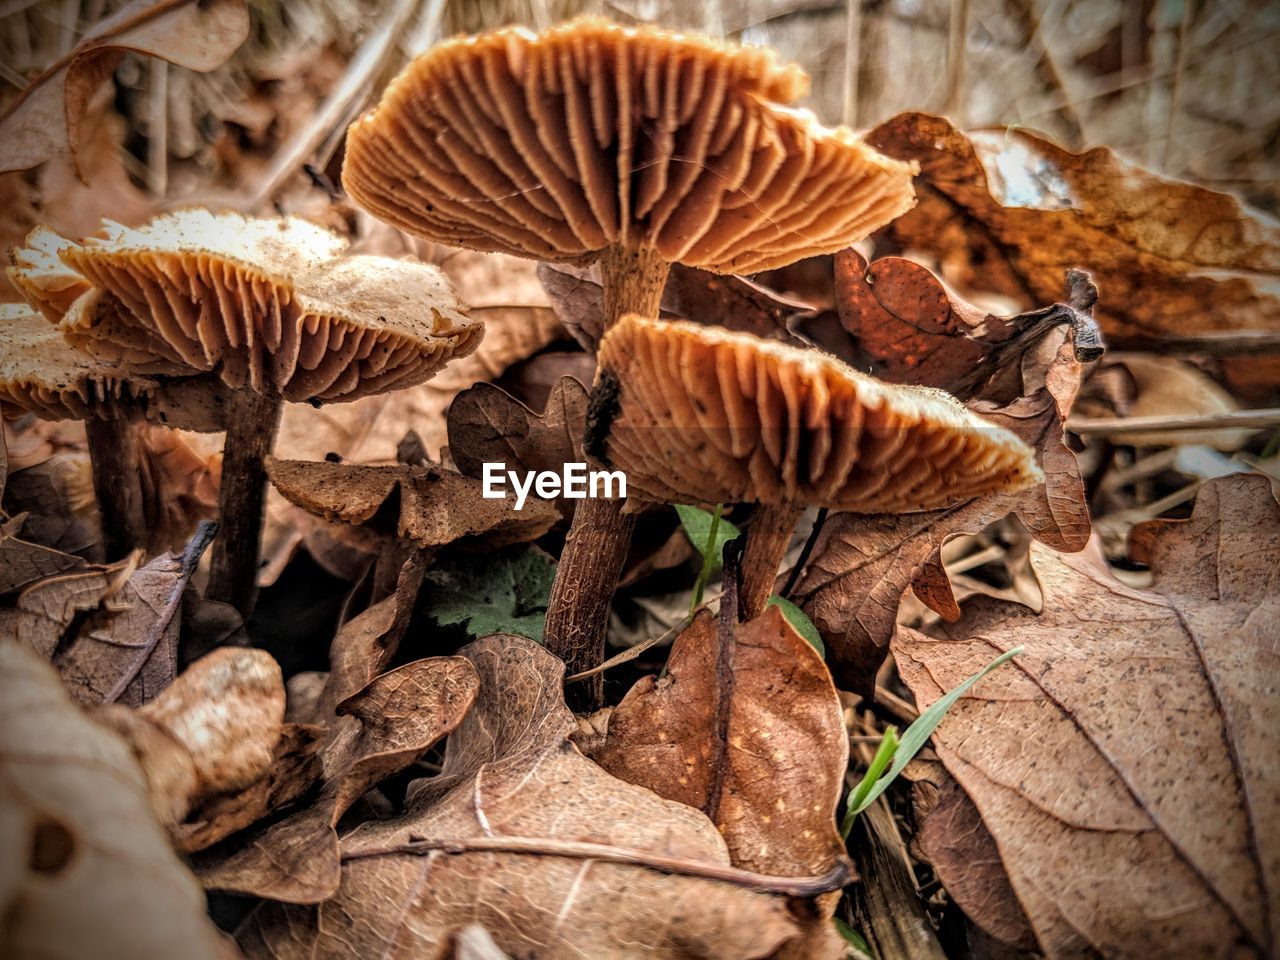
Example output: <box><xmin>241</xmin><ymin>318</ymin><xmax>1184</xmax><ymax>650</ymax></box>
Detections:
<box><xmin>0</xmin><ymin>0</ymin><xmax>250</xmax><ymax>178</ymax></box>
<box><xmin>15</xmin><ymin>523</ymin><xmax>214</xmax><ymax>706</ymax></box>
<box><xmin>0</xmin><ymin>514</ymin><xmax>87</xmax><ymax>595</ymax></box>
<box><xmin>866</xmin><ymin>113</ymin><xmax>1280</xmax><ymax>347</ymax></box>
<box><xmin>196</xmin><ymin>656</ymin><xmax>479</xmax><ymax>901</ymax></box>
<box><xmin>267</xmin><ymin>457</ymin><xmax>557</xmax><ymax>549</ymax></box>
<box><xmin>237</xmin><ymin>636</ymin><xmax>811</xmax><ymax>958</ymax></box>
<box><xmin>595</xmin><ymin>605</ymin><xmax>848</xmax><ymax>879</ymax></box>
<box><xmin>0</xmin><ymin>640</ymin><xmax>231</xmax><ymax>959</ymax></box>
<box><xmin>891</xmin><ymin>475</ymin><xmax>1279</xmax><ymax>957</ymax></box>
<box><xmin>448</xmin><ymin>376</ymin><xmax>588</xmax><ymax>492</ymax></box>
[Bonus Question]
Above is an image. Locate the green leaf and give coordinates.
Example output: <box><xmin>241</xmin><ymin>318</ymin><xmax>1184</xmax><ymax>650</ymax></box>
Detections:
<box><xmin>675</xmin><ymin>504</ymin><xmax>741</xmax><ymax>571</ymax></box>
<box><xmin>841</xmin><ymin>726</ymin><xmax>898</xmax><ymax>840</ymax></box>
<box><xmin>843</xmin><ymin>646</ymin><xmax>1022</xmax><ymax>822</ymax></box>
<box><xmin>767</xmin><ymin>594</ymin><xmax>824</xmax><ymax>656</ymax></box>
<box><xmin>423</xmin><ymin>547</ymin><xmax>556</xmax><ymax>642</ymax></box>
<box><xmin>833</xmin><ymin>918</ymin><xmax>874</xmax><ymax>959</ymax></box>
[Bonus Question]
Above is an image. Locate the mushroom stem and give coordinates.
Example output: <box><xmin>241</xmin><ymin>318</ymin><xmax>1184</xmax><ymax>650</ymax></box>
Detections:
<box><xmin>543</xmin><ymin>244</ymin><xmax>670</xmax><ymax>709</ymax></box>
<box><xmin>84</xmin><ymin>415</ymin><xmax>147</xmax><ymax>561</ymax></box>
<box><xmin>206</xmin><ymin>390</ymin><xmax>284</xmax><ymax>616</ymax></box>
<box><xmin>738</xmin><ymin>503</ymin><xmax>805</xmax><ymax>620</ymax></box>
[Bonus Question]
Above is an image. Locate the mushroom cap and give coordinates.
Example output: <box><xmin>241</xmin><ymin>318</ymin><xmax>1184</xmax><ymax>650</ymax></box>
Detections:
<box><xmin>7</xmin><ymin>226</ymin><xmax>91</xmax><ymax>321</ymax></box>
<box><xmin>60</xmin><ymin>210</ymin><xmax>482</xmax><ymax>404</ymax></box>
<box><xmin>0</xmin><ymin>303</ymin><xmax>227</xmax><ymax>430</ymax></box>
<box><xmin>595</xmin><ymin>314</ymin><xmax>1043</xmax><ymax>512</ymax></box>
<box><xmin>343</xmin><ymin>17</ymin><xmax>915</xmax><ymax>273</ymax></box>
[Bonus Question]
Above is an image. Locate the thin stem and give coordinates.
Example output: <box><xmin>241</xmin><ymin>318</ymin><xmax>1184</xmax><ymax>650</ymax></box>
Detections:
<box><xmin>84</xmin><ymin>415</ymin><xmax>147</xmax><ymax>561</ymax></box>
<box><xmin>342</xmin><ymin>834</ymin><xmax>851</xmax><ymax>897</ymax></box>
<box><xmin>206</xmin><ymin>390</ymin><xmax>284</xmax><ymax>616</ymax></box>
<box><xmin>781</xmin><ymin>506</ymin><xmax>828</xmax><ymax>599</ymax></box>
<box><xmin>738</xmin><ymin>503</ymin><xmax>804</xmax><ymax>620</ymax></box>
<box><xmin>689</xmin><ymin>502</ymin><xmax>724</xmax><ymax>616</ymax></box>
<box><xmin>543</xmin><ymin>245</ymin><xmax>670</xmax><ymax>710</ymax></box>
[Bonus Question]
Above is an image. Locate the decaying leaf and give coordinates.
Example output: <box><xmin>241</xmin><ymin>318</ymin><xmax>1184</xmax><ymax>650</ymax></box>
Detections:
<box><xmin>891</xmin><ymin>475</ymin><xmax>1279</xmax><ymax>957</ymax></box>
<box><xmin>830</xmin><ymin>249</ymin><xmax>1103</xmax><ymax>398</ymax></box>
<box><xmin>196</xmin><ymin>656</ymin><xmax>479</xmax><ymax>900</ymax></box>
<box><xmin>267</xmin><ymin>457</ymin><xmax>558</xmax><ymax>549</ymax></box>
<box><xmin>0</xmin><ymin>0</ymin><xmax>251</xmax><ymax>179</ymax></box>
<box><xmin>538</xmin><ymin>262</ymin><xmax>810</xmax><ymax>351</ymax></box>
<box><xmin>237</xmin><ymin>636</ymin><xmax>824</xmax><ymax>958</ymax></box>
<box><xmin>0</xmin><ymin>640</ymin><xmax>231</xmax><ymax>959</ymax></box>
<box><xmin>796</xmin><ymin>329</ymin><xmax>1090</xmax><ymax>693</ymax></box>
<box><xmin>447</xmin><ymin>376</ymin><xmax>588</xmax><ymax>493</ymax></box>
<box><xmin>866</xmin><ymin>113</ymin><xmax>1280</xmax><ymax>347</ymax></box>
<box><xmin>0</xmin><ymin>514</ymin><xmax>87</xmax><ymax>595</ymax></box>
<box><xmin>136</xmin><ymin>427</ymin><xmax>222</xmax><ymax>552</ymax></box>
<box><xmin>593</xmin><ymin>603</ymin><xmax>848</xmax><ymax>957</ymax></box>
<box><xmin>15</xmin><ymin>523</ymin><xmax>215</xmax><ymax>706</ymax></box>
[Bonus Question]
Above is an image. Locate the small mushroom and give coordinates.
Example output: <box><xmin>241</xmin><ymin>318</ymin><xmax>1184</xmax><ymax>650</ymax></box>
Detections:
<box><xmin>343</xmin><ymin>18</ymin><xmax>917</xmax><ymax>697</ymax></box>
<box><xmin>594</xmin><ymin>315</ymin><xmax>1043</xmax><ymax>617</ymax></box>
<box><xmin>0</xmin><ymin>304</ymin><xmax>227</xmax><ymax>559</ymax></box>
<box><xmin>49</xmin><ymin>209</ymin><xmax>481</xmax><ymax>614</ymax></box>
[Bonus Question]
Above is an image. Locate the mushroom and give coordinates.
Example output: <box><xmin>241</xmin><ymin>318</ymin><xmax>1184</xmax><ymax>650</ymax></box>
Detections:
<box><xmin>594</xmin><ymin>314</ymin><xmax>1043</xmax><ymax>617</ymax></box>
<box><xmin>48</xmin><ymin>209</ymin><xmax>481</xmax><ymax>614</ymax></box>
<box><xmin>0</xmin><ymin>304</ymin><xmax>227</xmax><ymax>559</ymax></box>
<box><xmin>341</xmin><ymin>17</ymin><xmax>917</xmax><ymax>697</ymax></box>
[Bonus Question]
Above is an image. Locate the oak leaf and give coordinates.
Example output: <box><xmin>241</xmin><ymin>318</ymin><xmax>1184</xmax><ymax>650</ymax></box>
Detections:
<box><xmin>0</xmin><ymin>640</ymin><xmax>232</xmax><ymax>959</ymax></box>
<box><xmin>891</xmin><ymin>475</ymin><xmax>1279</xmax><ymax>957</ymax></box>
<box><xmin>865</xmin><ymin>113</ymin><xmax>1280</xmax><ymax>348</ymax></box>
<box><xmin>0</xmin><ymin>0</ymin><xmax>250</xmax><ymax>179</ymax></box>
<box><xmin>237</xmin><ymin>636</ymin><xmax>819</xmax><ymax>958</ymax></box>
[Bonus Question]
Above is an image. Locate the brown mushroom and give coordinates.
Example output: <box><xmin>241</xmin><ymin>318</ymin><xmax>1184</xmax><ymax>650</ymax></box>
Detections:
<box><xmin>0</xmin><ymin>304</ymin><xmax>227</xmax><ymax>559</ymax></box>
<box><xmin>594</xmin><ymin>314</ymin><xmax>1043</xmax><ymax>617</ymax></box>
<box><xmin>49</xmin><ymin>209</ymin><xmax>481</xmax><ymax>614</ymax></box>
<box><xmin>342</xmin><ymin>18</ymin><xmax>917</xmax><ymax>699</ymax></box>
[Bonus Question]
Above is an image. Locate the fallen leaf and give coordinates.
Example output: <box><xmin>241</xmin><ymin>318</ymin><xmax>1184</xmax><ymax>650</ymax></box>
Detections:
<box><xmin>3</xmin><ymin>453</ymin><xmax>101</xmax><ymax>559</ymax></box>
<box><xmin>447</xmin><ymin>376</ymin><xmax>588</xmax><ymax>493</ymax></box>
<box><xmin>0</xmin><ymin>640</ymin><xmax>231</xmax><ymax>959</ymax></box>
<box><xmin>0</xmin><ymin>514</ymin><xmax>87</xmax><ymax>595</ymax></box>
<box><xmin>594</xmin><ymin>604</ymin><xmax>849</xmax><ymax>884</ymax></box>
<box><xmin>267</xmin><ymin>457</ymin><xmax>558</xmax><ymax>550</ymax></box>
<box><xmin>865</xmin><ymin>113</ymin><xmax>1280</xmax><ymax>348</ymax></box>
<box><xmin>0</xmin><ymin>0</ymin><xmax>251</xmax><ymax>179</ymax></box>
<box><xmin>796</xmin><ymin>330</ymin><xmax>1089</xmax><ymax>694</ymax></box>
<box><xmin>831</xmin><ymin>249</ymin><xmax>1103</xmax><ymax>398</ymax></box>
<box><xmin>891</xmin><ymin>475</ymin><xmax>1279</xmax><ymax>957</ymax></box>
<box><xmin>422</xmin><ymin>547</ymin><xmax>557</xmax><ymax>642</ymax></box>
<box><xmin>136</xmin><ymin>427</ymin><xmax>222</xmax><ymax>552</ymax></box>
<box><xmin>195</xmin><ymin>656</ymin><xmax>479</xmax><ymax>901</ymax></box>
<box><xmin>909</xmin><ymin>763</ymin><xmax>1036</xmax><ymax>950</ymax></box>
<box><xmin>538</xmin><ymin>262</ymin><xmax>810</xmax><ymax>351</ymax></box>
<box><xmin>15</xmin><ymin>522</ymin><xmax>215</xmax><ymax>706</ymax></box>
<box><xmin>236</xmin><ymin>635</ymin><xmax>818</xmax><ymax>958</ymax></box>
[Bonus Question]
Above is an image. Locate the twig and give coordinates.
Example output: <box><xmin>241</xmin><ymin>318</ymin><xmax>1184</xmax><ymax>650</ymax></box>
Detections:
<box><xmin>1162</xmin><ymin>0</ymin><xmax>1195</xmax><ymax>169</ymax></box>
<box><xmin>781</xmin><ymin>507</ymin><xmax>828</xmax><ymax>599</ymax></box>
<box><xmin>944</xmin><ymin>0</ymin><xmax>970</xmax><ymax>123</ymax></box>
<box><xmin>842</xmin><ymin>0</ymin><xmax>861</xmax><ymax>126</ymax></box>
<box><xmin>342</xmin><ymin>834</ymin><xmax>852</xmax><ymax>897</ymax></box>
<box><xmin>249</xmin><ymin>0</ymin><xmax>422</xmax><ymax>209</ymax></box>
<box><xmin>875</xmin><ymin>685</ymin><xmax>919</xmax><ymax>724</ymax></box>
<box><xmin>147</xmin><ymin>59</ymin><xmax>167</xmax><ymax>197</ymax></box>
<box><xmin>563</xmin><ymin>590</ymin><xmax>723</xmax><ymax>683</ymax></box>
<box><xmin>1105</xmin><ymin>329</ymin><xmax>1280</xmax><ymax>356</ymax></box>
<box><xmin>1068</xmin><ymin>409</ymin><xmax>1280</xmax><ymax>437</ymax></box>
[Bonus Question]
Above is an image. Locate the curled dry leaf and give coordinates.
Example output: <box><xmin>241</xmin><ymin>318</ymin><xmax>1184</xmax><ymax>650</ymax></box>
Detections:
<box><xmin>14</xmin><ymin>523</ymin><xmax>216</xmax><ymax>706</ymax></box>
<box><xmin>891</xmin><ymin>475</ymin><xmax>1279</xmax><ymax>958</ymax></box>
<box><xmin>196</xmin><ymin>656</ymin><xmax>480</xmax><ymax>901</ymax></box>
<box><xmin>0</xmin><ymin>640</ymin><xmax>231</xmax><ymax>959</ymax></box>
<box><xmin>267</xmin><ymin>457</ymin><xmax>558</xmax><ymax>550</ymax></box>
<box><xmin>865</xmin><ymin>112</ymin><xmax>1279</xmax><ymax>388</ymax></box>
<box><xmin>237</xmin><ymin>636</ymin><xmax>815</xmax><ymax>959</ymax></box>
<box><xmin>0</xmin><ymin>0</ymin><xmax>250</xmax><ymax>179</ymax></box>
<box><xmin>830</xmin><ymin>249</ymin><xmax>1103</xmax><ymax>399</ymax></box>
<box><xmin>796</xmin><ymin>329</ymin><xmax>1090</xmax><ymax>694</ymax></box>
<box><xmin>538</xmin><ymin>261</ymin><xmax>811</xmax><ymax>351</ymax></box>
<box><xmin>136</xmin><ymin>426</ymin><xmax>222</xmax><ymax>552</ymax></box>
<box><xmin>0</xmin><ymin>514</ymin><xmax>87</xmax><ymax>595</ymax></box>
<box><xmin>447</xmin><ymin>376</ymin><xmax>588</xmax><ymax>497</ymax></box>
